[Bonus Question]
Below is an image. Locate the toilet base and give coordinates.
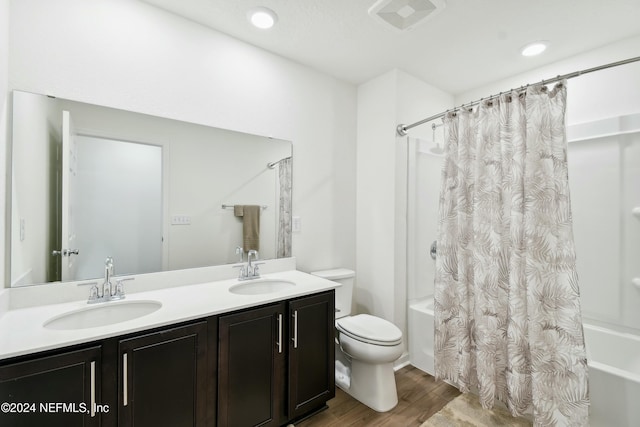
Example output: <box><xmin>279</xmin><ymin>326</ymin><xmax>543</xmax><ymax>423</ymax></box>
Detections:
<box><xmin>340</xmin><ymin>360</ymin><xmax>398</xmax><ymax>412</ymax></box>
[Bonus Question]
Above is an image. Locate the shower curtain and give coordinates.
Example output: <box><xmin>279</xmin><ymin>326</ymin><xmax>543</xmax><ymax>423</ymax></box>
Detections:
<box><xmin>434</xmin><ymin>81</ymin><xmax>589</xmax><ymax>426</ymax></box>
<box><xmin>276</xmin><ymin>157</ymin><xmax>292</xmax><ymax>258</ymax></box>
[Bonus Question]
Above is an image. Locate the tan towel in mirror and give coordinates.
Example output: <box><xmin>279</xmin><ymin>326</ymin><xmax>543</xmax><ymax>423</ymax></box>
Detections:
<box><xmin>234</xmin><ymin>205</ymin><xmax>260</xmax><ymax>251</ymax></box>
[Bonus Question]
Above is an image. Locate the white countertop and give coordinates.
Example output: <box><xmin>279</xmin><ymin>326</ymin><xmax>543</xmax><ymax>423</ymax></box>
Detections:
<box><xmin>0</xmin><ymin>269</ymin><xmax>339</xmax><ymax>361</ymax></box>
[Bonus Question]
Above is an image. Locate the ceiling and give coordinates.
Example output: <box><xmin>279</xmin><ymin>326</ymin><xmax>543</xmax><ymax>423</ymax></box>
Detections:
<box><xmin>141</xmin><ymin>0</ymin><xmax>640</xmax><ymax>95</ymax></box>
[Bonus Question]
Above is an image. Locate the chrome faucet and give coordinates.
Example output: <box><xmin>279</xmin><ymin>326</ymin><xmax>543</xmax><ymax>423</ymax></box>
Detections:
<box><xmin>87</xmin><ymin>257</ymin><xmax>133</xmax><ymax>303</ymax></box>
<box><xmin>103</xmin><ymin>256</ymin><xmax>114</xmax><ymax>297</ymax></box>
<box><xmin>233</xmin><ymin>249</ymin><xmax>265</xmax><ymax>281</ymax></box>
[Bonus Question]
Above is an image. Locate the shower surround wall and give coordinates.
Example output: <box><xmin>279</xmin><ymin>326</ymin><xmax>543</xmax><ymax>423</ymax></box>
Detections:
<box><xmin>568</xmin><ymin>116</ymin><xmax>640</xmax><ymax>331</ymax></box>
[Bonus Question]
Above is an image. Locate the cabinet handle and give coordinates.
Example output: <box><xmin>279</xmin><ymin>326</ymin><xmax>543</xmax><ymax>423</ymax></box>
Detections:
<box><xmin>90</xmin><ymin>361</ymin><xmax>96</xmax><ymax>418</ymax></box>
<box><xmin>123</xmin><ymin>353</ymin><xmax>128</xmax><ymax>407</ymax></box>
<box><xmin>277</xmin><ymin>313</ymin><xmax>283</xmax><ymax>353</ymax></box>
<box><xmin>292</xmin><ymin>310</ymin><xmax>298</xmax><ymax>349</ymax></box>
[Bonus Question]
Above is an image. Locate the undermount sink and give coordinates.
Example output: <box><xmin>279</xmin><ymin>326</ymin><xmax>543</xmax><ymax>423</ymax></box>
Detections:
<box><xmin>43</xmin><ymin>300</ymin><xmax>162</xmax><ymax>330</ymax></box>
<box><xmin>229</xmin><ymin>279</ymin><xmax>296</xmax><ymax>295</ymax></box>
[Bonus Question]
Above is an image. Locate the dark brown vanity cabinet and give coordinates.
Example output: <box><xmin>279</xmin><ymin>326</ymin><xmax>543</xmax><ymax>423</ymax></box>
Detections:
<box><xmin>287</xmin><ymin>292</ymin><xmax>335</xmax><ymax>420</ymax></box>
<box><xmin>118</xmin><ymin>321</ymin><xmax>209</xmax><ymax>427</ymax></box>
<box><xmin>0</xmin><ymin>345</ymin><xmax>102</xmax><ymax>427</ymax></box>
<box><xmin>0</xmin><ymin>289</ymin><xmax>334</xmax><ymax>427</ymax></box>
<box><xmin>217</xmin><ymin>302</ymin><xmax>286</xmax><ymax>427</ymax></box>
<box><xmin>0</xmin><ymin>321</ymin><xmax>211</xmax><ymax>427</ymax></box>
<box><xmin>217</xmin><ymin>291</ymin><xmax>335</xmax><ymax>427</ymax></box>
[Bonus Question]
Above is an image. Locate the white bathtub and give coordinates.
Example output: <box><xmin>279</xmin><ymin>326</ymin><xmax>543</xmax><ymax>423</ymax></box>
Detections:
<box><xmin>408</xmin><ymin>297</ymin><xmax>640</xmax><ymax>427</ymax></box>
<box><xmin>584</xmin><ymin>324</ymin><xmax>640</xmax><ymax>427</ymax></box>
<box><xmin>408</xmin><ymin>297</ymin><xmax>435</xmax><ymax>376</ymax></box>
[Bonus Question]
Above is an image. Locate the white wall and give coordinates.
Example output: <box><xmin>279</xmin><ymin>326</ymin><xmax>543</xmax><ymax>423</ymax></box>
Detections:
<box><xmin>0</xmin><ymin>0</ymin><xmax>9</xmax><ymax>288</ymax></box>
<box><xmin>5</xmin><ymin>0</ymin><xmax>357</xmax><ymax>286</ymax></box>
<box><xmin>454</xmin><ymin>35</ymin><xmax>640</xmax><ymax>127</ymax></box>
<box><xmin>356</xmin><ymin>69</ymin><xmax>453</xmax><ymax>340</ymax></box>
<box><xmin>454</xmin><ymin>36</ymin><xmax>640</xmax><ymax>332</ymax></box>
<box><xmin>356</xmin><ymin>71</ymin><xmax>397</xmax><ymax>322</ymax></box>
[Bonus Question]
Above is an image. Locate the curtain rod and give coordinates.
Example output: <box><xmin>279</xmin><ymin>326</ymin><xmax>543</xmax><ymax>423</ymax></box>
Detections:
<box><xmin>396</xmin><ymin>55</ymin><xmax>640</xmax><ymax>136</ymax></box>
<box><xmin>267</xmin><ymin>156</ymin><xmax>292</xmax><ymax>169</ymax></box>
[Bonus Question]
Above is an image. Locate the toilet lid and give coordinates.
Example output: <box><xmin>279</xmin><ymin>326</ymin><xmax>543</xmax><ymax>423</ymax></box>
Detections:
<box><xmin>336</xmin><ymin>314</ymin><xmax>402</xmax><ymax>346</ymax></box>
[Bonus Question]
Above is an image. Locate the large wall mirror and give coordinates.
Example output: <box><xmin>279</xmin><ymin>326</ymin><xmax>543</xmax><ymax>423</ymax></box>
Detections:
<box><xmin>10</xmin><ymin>90</ymin><xmax>293</xmax><ymax>287</ymax></box>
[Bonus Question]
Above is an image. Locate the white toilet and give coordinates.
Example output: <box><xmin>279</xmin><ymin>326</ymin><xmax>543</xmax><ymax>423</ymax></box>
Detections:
<box><xmin>311</xmin><ymin>268</ymin><xmax>403</xmax><ymax>412</ymax></box>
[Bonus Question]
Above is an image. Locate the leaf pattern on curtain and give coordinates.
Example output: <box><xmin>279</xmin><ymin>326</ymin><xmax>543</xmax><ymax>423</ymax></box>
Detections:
<box><xmin>434</xmin><ymin>81</ymin><xmax>589</xmax><ymax>426</ymax></box>
<box><xmin>277</xmin><ymin>157</ymin><xmax>292</xmax><ymax>258</ymax></box>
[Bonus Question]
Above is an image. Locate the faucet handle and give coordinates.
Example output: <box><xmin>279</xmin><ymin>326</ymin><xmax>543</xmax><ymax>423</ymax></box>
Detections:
<box><xmin>232</xmin><ymin>263</ymin><xmax>247</xmax><ymax>279</ymax></box>
<box><xmin>252</xmin><ymin>262</ymin><xmax>265</xmax><ymax>277</ymax></box>
<box><xmin>88</xmin><ymin>284</ymin><xmax>100</xmax><ymax>302</ymax></box>
<box><xmin>112</xmin><ymin>277</ymin><xmax>134</xmax><ymax>300</ymax></box>
<box><xmin>78</xmin><ymin>281</ymin><xmax>100</xmax><ymax>303</ymax></box>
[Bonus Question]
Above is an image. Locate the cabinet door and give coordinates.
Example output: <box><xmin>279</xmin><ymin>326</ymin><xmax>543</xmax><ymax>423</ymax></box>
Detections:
<box><xmin>0</xmin><ymin>346</ymin><xmax>101</xmax><ymax>427</ymax></box>
<box><xmin>217</xmin><ymin>302</ymin><xmax>286</xmax><ymax>427</ymax></box>
<box><xmin>288</xmin><ymin>291</ymin><xmax>335</xmax><ymax>419</ymax></box>
<box><xmin>119</xmin><ymin>322</ymin><xmax>208</xmax><ymax>427</ymax></box>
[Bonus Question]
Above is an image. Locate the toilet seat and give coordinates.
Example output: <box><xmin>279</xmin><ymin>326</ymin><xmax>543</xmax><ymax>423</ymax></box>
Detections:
<box><xmin>336</xmin><ymin>314</ymin><xmax>402</xmax><ymax>346</ymax></box>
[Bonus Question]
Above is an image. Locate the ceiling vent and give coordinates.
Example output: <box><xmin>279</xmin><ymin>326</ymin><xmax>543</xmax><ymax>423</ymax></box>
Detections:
<box><xmin>368</xmin><ymin>0</ymin><xmax>446</xmax><ymax>32</ymax></box>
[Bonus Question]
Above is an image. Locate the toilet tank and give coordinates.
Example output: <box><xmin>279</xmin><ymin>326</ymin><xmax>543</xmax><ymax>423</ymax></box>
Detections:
<box><xmin>310</xmin><ymin>268</ymin><xmax>354</xmax><ymax>319</ymax></box>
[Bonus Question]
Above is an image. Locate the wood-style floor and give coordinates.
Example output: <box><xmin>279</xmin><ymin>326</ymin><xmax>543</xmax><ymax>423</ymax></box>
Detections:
<box><xmin>296</xmin><ymin>365</ymin><xmax>461</xmax><ymax>427</ymax></box>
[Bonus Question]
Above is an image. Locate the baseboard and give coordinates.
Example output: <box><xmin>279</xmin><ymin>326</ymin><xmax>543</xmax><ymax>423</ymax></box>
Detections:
<box><xmin>394</xmin><ymin>352</ymin><xmax>410</xmax><ymax>371</ymax></box>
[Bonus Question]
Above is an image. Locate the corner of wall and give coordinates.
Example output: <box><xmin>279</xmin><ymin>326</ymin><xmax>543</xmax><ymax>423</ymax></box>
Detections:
<box><xmin>355</xmin><ymin>69</ymin><xmax>399</xmax><ymax>320</ymax></box>
<box><xmin>355</xmin><ymin>68</ymin><xmax>453</xmax><ymax>338</ymax></box>
<box><xmin>1</xmin><ymin>0</ymin><xmax>10</xmax><ymax>288</ymax></box>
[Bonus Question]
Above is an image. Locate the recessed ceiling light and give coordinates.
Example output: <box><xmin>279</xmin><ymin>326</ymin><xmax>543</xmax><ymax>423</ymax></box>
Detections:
<box><xmin>521</xmin><ymin>41</ymin><xmax>548</xmax><ymax>57</ymax></box>
<box><xmin>248</xmin><ymin>7</ymin><xmax>278</xmax><ymax>29</ymax></box>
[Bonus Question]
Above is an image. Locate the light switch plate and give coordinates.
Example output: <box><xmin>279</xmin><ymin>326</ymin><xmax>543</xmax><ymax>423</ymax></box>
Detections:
<box><xmin>292</xmin><ymin>216</ymin><xmax>301</xmax><ymax>233</ymax></box>
<box><xmin>171</xmin><ymin>215</ymin><xmax>192</xmax><ymax>225</ymax></box>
